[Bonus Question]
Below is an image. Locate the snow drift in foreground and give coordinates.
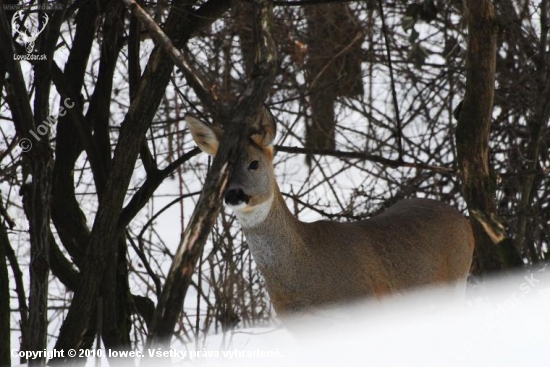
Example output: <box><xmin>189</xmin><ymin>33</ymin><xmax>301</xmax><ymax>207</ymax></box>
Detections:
<box><xmin>196</xmin><ymin>267</ymin><xmax>549</xmax><ymax>367</ymax></box>
<box><xmin>16</xmin><ymin>267</ymin><xmax>550</xmax><ymax>367</ymax></box>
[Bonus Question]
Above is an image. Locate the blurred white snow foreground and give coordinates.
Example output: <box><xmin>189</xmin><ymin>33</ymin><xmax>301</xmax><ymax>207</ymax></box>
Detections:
<box><xmin>173</xmin><ymin>267</ymin><xmax>550</xmax><ymax>367</ymax></box>
<box><xmin>19</xmin><ymin>267</ymin><xmax>549</xmax><ymax>367</ymax></box>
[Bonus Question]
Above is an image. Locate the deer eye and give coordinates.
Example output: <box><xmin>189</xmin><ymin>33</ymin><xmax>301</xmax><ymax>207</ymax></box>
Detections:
<box><xmin>248</xmin><ymin>160</ymin><xmax>259</xmax><ymax>170</ymax></box>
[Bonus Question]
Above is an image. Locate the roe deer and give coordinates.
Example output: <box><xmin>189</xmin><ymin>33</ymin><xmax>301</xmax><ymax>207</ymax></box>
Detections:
<box><xmin>186</xmin><ymin>109</ymin><xmax>474</xmax><ymax>314</ymax></box>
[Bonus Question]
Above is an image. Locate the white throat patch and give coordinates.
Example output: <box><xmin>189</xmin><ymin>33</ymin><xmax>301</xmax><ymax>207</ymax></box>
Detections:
<box><xmin>230</xmin><ymin>195</ymin><xmax>274</xmax><ymax>229</ymax></box>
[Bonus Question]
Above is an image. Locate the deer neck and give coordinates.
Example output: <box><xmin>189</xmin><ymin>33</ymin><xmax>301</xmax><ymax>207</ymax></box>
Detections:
<box><xmin>235</xmin><ymin>184</ymin><xmax>305</xmax><ymax>270</ymax></box>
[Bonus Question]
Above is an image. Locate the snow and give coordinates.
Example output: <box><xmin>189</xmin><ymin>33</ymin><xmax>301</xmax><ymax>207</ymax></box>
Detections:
<box><xmin>13</xmin><ymin>267</ymin><xmax>547</xmax><ymax>367</ymax></box>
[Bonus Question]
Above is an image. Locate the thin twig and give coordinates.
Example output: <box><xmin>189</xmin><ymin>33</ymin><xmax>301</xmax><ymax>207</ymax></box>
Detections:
<box><xmin>275</xmin><ymin>145</ymin><xmax>456</xmax><ymax>174</ymax></box>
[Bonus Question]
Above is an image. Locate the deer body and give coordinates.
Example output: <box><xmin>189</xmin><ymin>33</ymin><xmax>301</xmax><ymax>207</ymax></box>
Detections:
<box><xmin>187</xmin><ymin>110</ymin><xmax>474</xmax><ymax>314</ymax></box>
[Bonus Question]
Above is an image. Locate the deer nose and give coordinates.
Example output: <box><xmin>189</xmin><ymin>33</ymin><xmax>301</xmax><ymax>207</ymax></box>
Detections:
<box><xmin>224</xmin><ymin>188</ymin><xmax>250</xmax><ymax>206</ymax></box>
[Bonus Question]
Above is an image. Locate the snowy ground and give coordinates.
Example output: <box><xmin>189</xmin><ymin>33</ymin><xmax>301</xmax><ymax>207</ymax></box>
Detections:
<box><xmin>193</xmin><ymin>267</ymin><xmax>550</xmax><ymax>367</ymax></box>
<box><xmin>13</xmin><ymin>266</ymin><xmax>549</xmax><ymax>367</ymax></box>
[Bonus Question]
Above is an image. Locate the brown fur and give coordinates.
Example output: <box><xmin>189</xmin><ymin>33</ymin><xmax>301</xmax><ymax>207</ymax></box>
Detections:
<box><xmin>245</xmin><ymin>191</ymin><xmax>474</xmax><ymax>314</ymax></box>
<box><xmin>186</xmin><ymin>111</ymin><xmax>475</xmax><ymax>315</ymax></box>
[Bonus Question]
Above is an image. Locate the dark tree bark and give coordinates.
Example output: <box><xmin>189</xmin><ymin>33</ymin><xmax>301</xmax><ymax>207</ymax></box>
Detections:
<box><xmin>2</xmin><ymin>239</ymin><xmax>29</xmax><ymax>365</ymax></box>
<box><xmin>456</xmin><ymin>0</ymin><xmax>523</xmax><ymax>274</ymax></box>
<box><xmin>50</xmin><ymin>0</ymin><xmax>99</xmax><ymax>270</ymax></box>
<box><xmin>0</xmin><ymin>221</ymin><xmax>11</xmax><ymax>367</ymax></box>
<box><xmin>77</xmin><ymin>2</ymin><xmax>136</xmax><ymax>360</ymax></box>
<box><xmin>24</xmin><ymin>7</ymin><xmax>67</xmax><ymax>366</ymax></box>
<box><xmin>52</xmin><ymin>1</ymin><xmax>232</xmax><ymax>363</ymax></box>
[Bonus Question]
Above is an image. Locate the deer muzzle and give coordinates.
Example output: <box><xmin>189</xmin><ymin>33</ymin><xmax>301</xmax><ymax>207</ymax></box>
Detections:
<box><xmin>224</xmin><ymin>188</ymin><xmax>250</xmax><ymax>207</ymax></box>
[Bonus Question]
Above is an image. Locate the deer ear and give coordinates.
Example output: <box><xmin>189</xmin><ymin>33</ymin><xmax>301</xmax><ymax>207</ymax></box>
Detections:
<box><xmin>186</xmin><ymin>114</ymin><xmax>222</xmax><ymax>156</ymax></box>
<box><xmin>251</xmin><ymin>106</ymin><xmax>276</xmax><ymax>148</ymax></box>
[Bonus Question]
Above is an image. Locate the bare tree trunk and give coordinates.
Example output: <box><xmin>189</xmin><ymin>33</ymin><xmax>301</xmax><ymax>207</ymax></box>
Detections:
<box><xmin>0</xmin><ymin>222</ymin><xmax>11</xmax><ymax>367</ymax></box>
<box><xmin>24</xmin><ymin>7</ymin><xmax>67</xmax><ymax>366</ymax></box>
<box><xmin>0</xmin><ymin>7</ymin><xmax>56</xmax><ymax>366</ymax></box>
<box><xmin>22</xmin><ymin>157</ymin><xmax>53</xmax><ymax>367</ymax></box>
<box><xmin>2</xmin><ymin>239</ymin><xmax>29</xmax><ymax>365</ymax></box>
<box><xmin>304</xmin><ymin>4</ymin><xmax>363</xmax><ymax>160</ymax></box>
<box><xmin>456</xmin><ymin>0</ymin><xmax>522</xmax><ymax>274</ymax></box>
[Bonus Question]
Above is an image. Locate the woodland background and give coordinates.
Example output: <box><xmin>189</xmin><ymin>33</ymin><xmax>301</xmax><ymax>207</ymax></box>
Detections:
<box><xmin>0</xmin><ymin>0</ymin><xmax>549</xmax><ymax>366</ymax></box>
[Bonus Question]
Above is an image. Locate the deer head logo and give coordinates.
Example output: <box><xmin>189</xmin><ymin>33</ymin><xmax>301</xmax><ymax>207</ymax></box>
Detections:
<box><xmin>11</xmin><ymin>9</ymin><xmax>49</xmax><ymax>53</ymax></box>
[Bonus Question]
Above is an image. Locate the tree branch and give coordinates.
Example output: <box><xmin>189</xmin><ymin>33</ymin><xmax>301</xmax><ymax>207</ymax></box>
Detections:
<box><xmin>117</xmin><ymin>148</ymin><xmax>201</xmax><ymax>229</ymax></box>
<box><xmin>2</xmin><ymin>237</ymin><xmax>29</xmax><ymax>364</ymax></box>
<box><xmin>0</xmin><ymin>219</ymin><xmax>12</xmax><ymax>366</ymax></box>
<box><xmin>122</xmin><ymin>0</ymin><xmax>223</xmax><ymax>119</ymax></box>
<box><xmin>143</xmin><ymin>0</ymin><xmax>277</xmax><ymax>352</ymax></box>
<box><xmin>275</xmin><ymin>145</ymin><xmax>455</xmax><ymax>174</ymax></box>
